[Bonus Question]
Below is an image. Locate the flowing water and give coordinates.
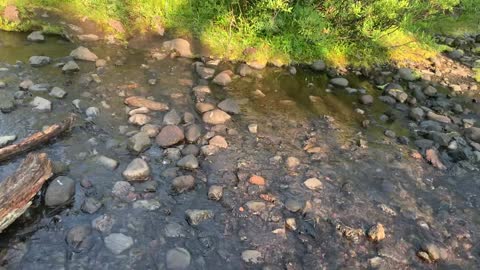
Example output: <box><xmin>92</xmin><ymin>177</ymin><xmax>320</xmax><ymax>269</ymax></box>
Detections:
<box><xmin>0</xmin><ymin>31</ymin><xmax>480</xmax><ymax>269</ymax></box>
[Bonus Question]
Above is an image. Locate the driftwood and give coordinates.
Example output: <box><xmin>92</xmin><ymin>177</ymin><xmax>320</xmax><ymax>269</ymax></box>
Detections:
<box><xmin>0</xmin><ymin>153</ymin><xmax>53</xmax><ymax>233</ymax></box>
<box><xmin>0</xmin><ymin>114</ymin><xmax>76</xmax><ymax>162</ymax></box>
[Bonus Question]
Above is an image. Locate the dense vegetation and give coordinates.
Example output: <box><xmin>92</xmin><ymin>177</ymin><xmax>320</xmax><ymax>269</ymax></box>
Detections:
<box><xmin>1</xmin><ymin>0</ymin><xmax>479</xmax><ymax>67</ymax></box>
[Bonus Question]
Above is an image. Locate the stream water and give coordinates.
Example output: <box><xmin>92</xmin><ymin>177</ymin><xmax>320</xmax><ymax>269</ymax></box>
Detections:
<box><xmin>1</xmin><ymin>31</ymin><xmax>480</xmax><ymax>269</ymax></box>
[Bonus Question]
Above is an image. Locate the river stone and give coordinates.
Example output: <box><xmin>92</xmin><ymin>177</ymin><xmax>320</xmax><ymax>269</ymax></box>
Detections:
<box><xmin>360</xmin><ymin>95</ymin><xmax>373</xmax><ymax>105</ymax></box>
<box><xmin>163</xmin><ymin>109</ymin><xmax>181</xmax><ymax>125</ymax></box>
<box><xmin>218</xmin><ymin>98</ymin><xmax>240</xmax><ymax>114</ymax></box>
<box><xmin>133</xmin><ymin>199</ymin><xmax>161</xmax><ymax>210</ymax></box>
<box><xmin>202</xmin><ymin>109</ymin><xmax>231</xmax><ymax>125</ymax></box>
<box><xmin>367</xmin><ymin>223</ymin><xmax>386</xmax><ymax>241</ymax></box>
<box><xmin>426</xmin><ymin>111</ymin><xmax>451</xmax><ymax>124</ymax></box>
<box><xmin>156</xmin><ymin>125</ymin><xmax>184</xmax><ymax>147</ymax></box>
<box><xmin>95</xmin><ymin>155</ymin><xmax>119</xmax><ymax>170</ymax></box>
<box><xmin>62</xmin><ymin>60</ymin><xmax>80</xmax><ymax>72</ymax></box>
<box><xmin>66</xmin><ymin>224</ymin><xmax>92</xmax><ymax>252</ymax></box>
<box><xmin>185</xmin><ymin>209</ymin><xmax>214</xmax><ymax>225</ymax></box>
<box><xmin>286</xmin><ymin>156</ymin><xmax>300</xmax><ymax>170</ymax></box>
<box><xmin>398</xmin><ymin>68</ymin><xmax>418</xmax><ymax>81</ymax></box>
<box><xmin>92</xmin><ymin>215</ymin><xmax>115</xmax><ymax>233</ymax></box>
<box><xmin>104</xmin><ymin>233</ymin><xmax>133</xmax><ymax>255</ymax></box>
<box><xmin>81</xmin><ymin>197</ymin><xmax>102</xmax><ymax>214</ymax></box>
<box><xmin>304</xmin><ymin>178</ymin><xmax>323</xmax><ymax>190</ymax></box>
<box><xmin>208</xmin><ymin>185</ymin><xmax>223</xmax><ymax>201</ymax></box>
<box><xmin>128</xmin><ymin>114</ymin><xmax>151</xmax><ymax>126</ymax></box>
<box><xmin>162</xmin><ymin>38</ymin><xmax>193</xmax><ymax>58</ymax></box>
<box><xmin>423</xmin><ymin>85</ymin><xmax>437</xmax><ymax>97</ymax></box>
<box><xmin>85</xmin><ymin>107</ymin><xmax>100</xmax><ymax>118</ymax></box>
<box><xmin>330</xmin><ymin>77</ymin><xmax>349</xmax><ymax>87</ymax></box>
<box><xmin>30</xmin><ymin>97</ymin><xmax>51</xmax><ymax>112</ymax></box>
<box><xmin>122</xmin><ymin>158</ymin><xmax>150</xmax><ymax>181</ymax></box>
<box><xmin>29</xmin><ymin>56</ymin><xmax>51</xmax><ymax>67</ymax></box>
<box><xmin>141</xmin><ymin>124</ymin><xmax>160</xmax><ymax>138</ymax></box>
<box><xmin>284</xmin><ymin>198</ymin><xmax>303</xmax><ymax>213</ymax></box>
<box><xmin>449</xmin><ymin>49</ymin><xmax>464</xmax><ymax>59</ymax></box>
<box><xmin>213</xmin><ymin>71</ymin><xmax>232</xmax><ymax>86</ymax></box>
<box><xmin>195</xmin><ymin>63</ymin><xmax>215</xmax><ymax>79</ymax></box>
<box><xmin>410</xmin><ymin>107</ymin><xmax>425</xmax><ymax>121</ymax></box>
<box><xmin>129</xmin><ymin>107</ymin><xmax>150</xmax><ymax>115</ymax></box>
<box><xmin>29</xmin><ymin>83</ymin><xmax>50</xmax><ymax>92</ymax></box>
<box><xmin>0</xmin><ymin>135</ymin><xmax>16</xmax><ymax>147</ymax></box>
<box><xmin>166</xmin><ymin>248</ymin><xmax>191</xmax><ymax>270</ymax></box>
<box><xmin>238</xmin><ymin>63</ymin><xmax>253</xmax><ymax>77</ymax></box>
<box><xmin>0</xmin><ymin>92</ymin><xmax>15</xmax><ymax>113</ymax></box>
<box><xmin>49</xmin><ymin>87</ymin><xmax>67</xmax><ymax>99</ymax></box>
<box><xmin>181</xmin><ymin>144</ymin><xmax>200</xmax><ymax>156</ymax></box>
<box><xmin>185</xmin><ymin>124</ymin><xmax>201</xmax><ymax>142</ymax></box>
<box><xmin>242</xmin><ymin>250</ymin><xmax>262</xmax><ymax>264</ymax></box>
<box><xmin>70</xmin><ymin>46</ymin><xmax>98</xmax><ymax>61</ymax></box>
<box><xmin>183</xmin><ymin>112</ymin><xmax>195</xmax><ymax>124</ymax></box>
<box><xmin>245</xmin><ymin>201</ymin><xmax>266</xmax><ymax>212</ymax></box>
<box><xmin>78</xmin><ymin>34</ymin><xmax>100</xmax><ymax>42</ymax></box>
<box><xmin>209</xmin><ymin>135</ymin><xmax>228</xmax><ymax>148</ymax></box>
<box><xmin>177</xmin><ymin>154</ymin><xmax>199</xmax><ymax>170</ymax></box>
<box><xmin>171</xmin><ymin>175</ymin><xmax>195</xmax><ymax>194</ymax></box>
<box><xmin>112</xmin><ymin>181</ymin><xmax>134</xmax><ymax>200</ymax></box>
<box><xmin>45</xmin><ymin>176</ymin><xmax>75</xmax><ymax>207</ymax></box>
<box><xmin>386</xmin><ymin>86</ymin><xmax>408</xmax><ymax>103</ymax></box>
<box><xmin>19</xmin><ymin>79</ymin><xmax>33</xmax><ymax>90</ymax></box>
<box><xmin>196</xmin><ymin>102</ymin><xmax>215</xmax><ymax>113</ymax></box>
<box><xmin>311</xmin><ymin>60</ymin><xmax>326</xmax><ymax>71</ymax></box>
<box><xmin>27</xmin><ymin>31</ymin><xmax>45</xmax><ymax>42</ymax></box>
<box><xmin>466</xmin><ymin>127</ymin><xmax>480</xmax><ymax>143</ymax></box>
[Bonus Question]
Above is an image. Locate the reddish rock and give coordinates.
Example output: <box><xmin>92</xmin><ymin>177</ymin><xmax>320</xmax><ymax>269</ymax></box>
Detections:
<box><xmin>249</xmin><ymin>175</ymin><xmax>265</xmax><ymax>186</ymax></box>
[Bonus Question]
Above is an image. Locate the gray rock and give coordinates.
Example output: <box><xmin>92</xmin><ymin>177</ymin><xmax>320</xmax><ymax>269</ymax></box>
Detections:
<box><xmin>95</xmin><ymin>155</ymin><xmax>119</xmax><ymax>170</ymax></box>
<box><xmin>385</xmin><ymin>84</ymin><xmax>408</xmax><ymax>103</ymax></box>
<box><xmin>30</xmin><ymin>96</ymin><xmax>51</xmax><ymax>112</ymax></box>
<box><xmin>19</xmin><ymin>79</ymin><xmax>33</xmax><ymax>90</ymax></box>
<box><xmin>128</xmin><ymin>131</ymin><xmax>152</xmax><ymax>154</ymax></box>
<box><xmin>330</xmin><ymin>77</ymin><xmax>349</xmax><ymax>87</ymax></box>
<box><xmin>384</xmin><ymin>130</ymin><xmax>396</xmax><ymax>138</ymax></box>
<box><xmin>218</xmin><ymin>98</ymin><xmax>240</xmax><ymax>114</ymax></box>
<box><xmin>85</xmin><ymin>107</ymin><xmax>99</xmax><ymax>118</ymax></box>
<box><xmin>284</xmin><ymin>198</ymin><xmax>303</xmax><ymax>212</ymax></box>
<box><xmin>202</xmin><ymin>109</ymin><xmax>231</xmax><ymax>125</ymax></box>
<box><xmin>165</xmin><ymin>148</ymin><xmax>181</xmax><ymax>160</ymax></box>
<box><xmin>70</xmin><ymin>46</ymin><xmax>98</xmax><ymax>61</ymax></box>
<box><xmin>379</xmin><ymin>95</ymin><xmax>396</xmax><ymax>105</ymax></box>
<box><xmin>185</xmin><ymin>209</ymin><xmax>214</xmax><ymax>225</ymax></box>
<box><xmin>163</xmin><ymin>109</ymin><xmax>181</xmax><ymax>125</ymax></box>
<box><xmin>311</xmin><ymin>60</ymin><xmax>326</xmax><ymax>71</ymax></box>
<box><xmin>62</xmin><ymin>60</ymin><xmax>80</xmax><ymax>72</ymax></box>
<box><xmin>0</xmin><ymin>92</ymin><xmax>15</xmax><ymax>113</ymax></box>
<box><xmin>104</xmin><ymin>233</ymin><xmax>133</xmax><ymax>255</ymax></box>
<box><xmin>27</xmin><ymin>31</ymin><xmax>45</xmax><ymax>42</ymax></box>
<box><xmin>208</xmin><ymin>185</ymin><xmax>223</xmax><ymax>201</ymax></box>
<box><xmin>449</xmin><ymin>49</ymin><xmax>464</xmax><ymax>59</ymax></box>
<box><xmin>0</xmin><ymin>135</ymin><xmax>16</xmax><ymax>147</ymax></box>
<box><xmin>195</xmin><ymin>62</ymin><xmax>215</xmax><ymax>79</ymax></box>
<box><xmin>360</xmin><ymin>95</ymin><xmax>373</xmax><ymax>105</ymax></box>
<box><xmin>92</xmin><ymin>214</ymin><xmax>115</xmax><ymax>233</ymax></box>
<box><xmin>398</xmin><ymin>68</ymin><xmax>418</xmax><ymax>81</ymax></box>
<box><xmin>112</xmin><ymin>181</ymin><xmax>134</xmax><ymax>200</ymax></box>
<box><xmin>466</xmin><ymin>127</ymin><xmax>480</xmax><ymax>143</ymax></box>
<box><xmin>410</xmin><ymin>107</ymin><xmax>424</xmax><ymax>121</ymax></box>
<box><xmin>166</xmin><ymin>248</ymin><xmax>191</xmax><ymax>270</ymax></box>
<box><xmin>242</xmin><ymin>250</ymin><xmax>263</xmax><ymax>264</ymax></box>
<box><xmin>122</xmin><ymin>158</ymin><xmax>150</xmax><ymax>181</ymax></box>
<box><xmin>415</xmin><ymin>139</ymin><xmax>434</xmax><ymax>149</ymax></box>
<box><xmin>81</xmin><ymin>197</ymin><xmax>102</xmax><ymax>214</ymax></box>
<box><xmin>426</xmin><ymin>111</ymin><xmax>451</xmax><ymax>124</ymax></box>
<box><xmin>141</xmin><ymin>124</ymin><xmax>160</xmax><ymax>138</ymax></box>
<box><xmin>66</xmin><ymin>225</ymin><xmax>92</xmax><ymax>252</ymax></box>
<box><xmin>177</xmin><ymin>154</ymin><xmax>199</xmax><ymax>170</ymax></box>
<box><xmin>49</xmin><ymin>87</ymin><xmax>67</xmax><ymax>98</ymax></box>
<box><xmin>29</xmin><ymin>83</ymin><xmax>50</xmax><ymax>92</ymax></box>
<box><xmin>171</xmin><ymin>175</ymin><xmax>195</xmax><ymax>193</ymax></box>
<box><xmin>423</xmin><ymin>86</ymin><xmax>437</xmax><ymax>97</ymax></box>
<box><xmin>156</xmin><ymin>125</ymin><xmax>184</xmax><ymax>147</ymax></box>
<box><xmin>162</xmin><ymin>38</ymin><xmax>193</xmax><ymax>58</ymax></box>
<box><xmin>429</xmin><ymin>131</ymin><xmax>452</xmax><ymax>146</ymax></box>
<box><xmin>45</xmin><ymin>176</ymin><xmax>75</xmax><ymax>207</ymax></box>
<box><xmin>133</xmin><ymin>199</ymin><xmax>161</xmax><ymax>210</ymax></box>
<box><xmin>29</xmin><ymin>56</ymin><xmax>51</xmax><ymax>67</ymax></box>
<box><xmin>181</xmin><ymin>144</ymin><xmax>200</xmax><ymax>156</ymax></box>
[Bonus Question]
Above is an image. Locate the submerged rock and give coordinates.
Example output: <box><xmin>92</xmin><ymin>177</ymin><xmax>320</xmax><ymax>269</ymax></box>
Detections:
<box><xmin>171</xmin><ymin>175</ymin><xmax>195</xmax><ymax>193</ymax></box>
<box><xmin>330</xmin><ymin>77</ymin><xmax>349</xmax><ymax>87</ymax></box>
<box><xmin>166</xmin><ymin>247</ymin><xmax>191</xmax><ymax>270</ymax></box>
<box><xmin>241</xmin><ymin>250</ymin><xmax>263</xmax><ymax>264</ymax></box>
<box><xmin>218</xmin><ymin>98</ymin><xmax>240</xmax><ymax>114</ymax></box>
<box><xmin>104</xmin><ymin>233</ymin><xmax>133</xmax><ymax>255</ymax></box>
<box><xmin>177</xmin><ymin>154</ymin><xmax>199</xmax><ymax>169</ymax></box>
<box><xmin>122</xmin><ymin>158</ymin><xmax>150</xmax><ymax>181</ymax></box>
<box><xmin>0</xmin><ymin>92</ymin><xmax>15</xmax><ymax>113</ymax></box>
<box><xmin>128</xmin><ymin>131</ymin><xmax>152</xmax><ymax>154</ymax></box>
<box><xmin>45</xmin><ymin>176</ymin><xmax>75</xmax><ymax>207</ymax></box>
<box><xmin>185</xmin><ymin>209</ymin><xmax>214</xmax><ymax>225</ymax></box>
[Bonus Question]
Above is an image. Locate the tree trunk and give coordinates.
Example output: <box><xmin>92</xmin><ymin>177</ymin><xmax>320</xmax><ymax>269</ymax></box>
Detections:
<box><xmin>0</xmin><ymin>153</ymin><xmax>53</xmax><ymax>233</ymax></box>
<box><xmin>0</xmin><ymin>114</ymin><xmax>76</xmax><ymax>162</ymax></box>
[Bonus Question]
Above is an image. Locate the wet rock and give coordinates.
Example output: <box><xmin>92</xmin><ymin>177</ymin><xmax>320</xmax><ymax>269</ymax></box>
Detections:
<box><xmin>29</xmin><ymin>83</ymin><xmax>50</xmax><ymax>92</ymax></box>
<box><xmin>367</xmin><ymin>223</ymin><xmax>386</xmax><ymax>241</ymax></box>
<box><xmin>45</xmin><ymin>176</ymin><xmax>75</xmax><ymax>207</ymax></box>
<box><xmin>466</xmin><ymin>127</ymin><xmax>480</xmax><ymax>143</ymax></box>
<box><xmin>183</xmin><ymin>112</ymin><xmax>195</xmax><ymax>124</ymax></box>
<box><xmin>201</xmin><ymin>145</ymin><xmax>219</xmax><ymax>156</ymax></box>
<box><xmin>418</xmin><ymin>243</ymin><xmax>441</xmax><ymax>263</ymax></box>
<box><xmin>202</xmin><ymin>109</ymin><xmax>231</xmax><ymax>125</ymax></box>
<box><xmin>66</xmin><ymin>225</ymin><xmax>92</xmax><ymax>252</ymax></box>
<box><xmin>185</xmin><ymin>124</ymin><xmax>202</xmax><ymax>143</ymax></box>
<box><xmin>112</xmin><ymin>181</ymin><xmax>134</xmax><ymax>200</ymax></box>
<box><xmin>133</xmin><ymin>199</ymin><xmax>161</xmax><ymax>210</ymax></box>
<box><xmin>360</xmin><ymin>95</ymin><xmax>373</xmax><ymax>105</ymax></box>
<box><xmin>70</xmin><ymin>46</ymin><xmax>98</xmax><ymax>61</ymax></box>
<box><xmin>27</xmin><ymin>31</ymin><xmax>45</xmax><ymax>42</ymax></box>
<box><xmin>241</xmin><ymin>250</ymin><xmax>262</xmax><ymax>264</ymax></box>
<box><xmin>81</xmin><ymin>197</ymin><xmax>102</xmax><ymax>214</ymax></box>
<box><xmin>208</xmin><ymin>185</ymin><xmax>223</xmax><ymax>201</ymax></box>
<box><xmin>330</xmin><ymin>77</ymin><xmax>349</xmax><ymax>87</ymax></box>
<box><xmin>379</xmin><ymin>95</ymin><xmax>396</xmax><ymax>105</ymax></box>
<box><xmin>286</xmin><ymin>156</ymin><xmax>300</xmax><ymax>170</ymax></box>
<box><xmin>19</xmin><ymin>79</ymin><xmax>33</xmax><ymax>90</ymax></box>
<box><xmin>285</xmin><ymin>218</ymin><xmax>297</xmax><ymax>231</ymax></box>
<box><xmin>0</xmin><ymin>92</ymin><xmax>15</xmax><ymax>113</ymax></box>
<box><xmin>185</xmin><ymin>209</ymin><xmax>214</xmax><ymax>225</ymax></box>
<box><xmin>249</xmin><ymin>175</ymin><xmax>265</xmax><ymax>186</ymax></box>
<box><xmin>449</xmin><ymin>49</ymin><xmax>464</xmax><ymax>59</ymax></box>
<box><xmin>311</xmin><ymin>60</ymin><xmax>326</xmax><ymax>71</ymax></box>
<box><xmin>218</xmin><ymin>98</ymin><xmax>240</xmax><ymax>114</ymax></box>
<box><xmin>423</xmin><ymin>85</ymin><xmax>437</xmax><ymax>97</ymax></box>
<box><xmin>85</xmin><ymin>107</ymin><xmax>99</xmax><ymax>118</ymax></box>
<box><xmin>209</xmin><ymin>135</ymin><xmax>228</xmax><ymax>148</ymax></box>
<box><xmin>171</xmin><ymin>175</ymin><xmax>195</xmax><ymax>193</ymax></box>
<box><xmin>426</xmin><ymin>111</ymin><xmax>451</xmax><ymax>124</ymax></box>
<box><xmin>162</xmin><ymin>38</ymin><xmax>193</xmax><ymax>58</ymax></box>
<box><xmin>304</xmin><ymin>178</ymin><xmax>323</xmax><ymax>190</ymax></box>
<box><xmin>62</xmin><ymin>60</ymin><xmax>80</xmax><ymax>72</ymax></box>
<box><xmin>92</xmin><ymin>215</ymin><xmax>114</xmax><ymax>234</ymax></box>
<box><xmin>95</xmin><ymin>155</ymin><xmax>119</xmax><ymax>170</ymax></box>
<box><xmin>104</xmin><ymin>233</ymin><xmax>133</xmax><ymax>255</ymax></box>
<box><xmin>122</xmin><ymin>158</ymin><xmax>150</xmax><ymax>181</ymax></box>
<box><xmin>196</xmin><ymin>102</ymin><xmax>215</xmax><ymax>113</ymax></box>
<box><xmin>166</xmin><ymin>247</ymin><xmax>191</xmax><ymax>270</ymax></box>
<box><xmin>128</xmin><ymin>114</ymin><xmax>151</xmax><ymax>126</ymax></box>
<box><xmin>163</xmin><ymin>109</ymin><xmax>181</xmax><ymax>125</ymax></box>
<box><xmin>248</xmin><ymin>123</ymin><xmax>258</xmax><ymax>134</ymax></box>
<box><xmin>49</xmin><ymin>87</ymin><xmax>67</xmax><ymax>99</ymax></box>
<box><xmin>0</xmin><ymin>135</ymin><xmax>16</xmax><ymax>147</ymax></box>
<box><xmin>426</xmin><ymin>148</ymin><xmax>446</xmax><ymax>170</ymax></box>
<box><xmin>284</xmin><ymin>199</ymin><xmax>303</xmax><ymax>213</ymax></box>
<box><xmin>385</xmin><ymin>84</ymin><xmax>408</xmax><ymax>103</ymax></box>
<box><xmin>398</xmin><ymin>68</ymin><xmax>418</xmax><ymax>81</ymax></box>
<box><xmin>410</xmin><ymin>107</ymin><xmax>424</xmax><ymax>121</ymax></box>
<box><xmin>245</xmin><ymin>201</ymin><xmax>266</xmax><ymax>212</ymax></box>
<box><xmin>156</xmin><ymin>125</ymin><xmax>184</xmax><ymax>147</ymax></box>
<box><xmin>124</xmin><ymin>96</ymin><xmax>169</xmax><ymax>111</ymax></box>
<box><xmin>129</xmin><ymin>107</ymin><xmax>150</xmax><ymax>115</ymax></box>
<box><xmin>141</xmin><ymin>124</ymin><xmax>160</xmax><ymax>138</ymax></box>
<box><xmin>238</xmin><ymin>63</ymin><xmax>253</xmax><ymax>77</ymax></box>
<box><xmin>181</xmin><ymin>144</ymin><xmax>200</xmax><ymax>156</ymax></box>
<box><xmin>29</xmin><ymin>56</ymin><xmax>51</xmax><ymax>67</ymax></box>
<box><xmin>213</xmin><ymin>71</ymin><xmax>232</xmax><ymax>86</ymax></box>
<box><xmin>177</xmin><ymin>154</ymin><xmax>199</xmax><ymax>170</ymax></box>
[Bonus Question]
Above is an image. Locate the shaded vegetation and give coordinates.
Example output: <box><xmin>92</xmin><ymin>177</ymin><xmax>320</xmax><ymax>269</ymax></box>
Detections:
<box><xmin>1</xmin><ymin>0</ymin><xmax>479</xmax><ymax>67</ymax></box>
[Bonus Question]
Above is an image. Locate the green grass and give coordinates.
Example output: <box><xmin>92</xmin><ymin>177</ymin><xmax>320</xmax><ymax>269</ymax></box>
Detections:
<box><xmin>1</xmin><ymin>0</ymin><xmax>479</xmax><ymax>68</ymax></box>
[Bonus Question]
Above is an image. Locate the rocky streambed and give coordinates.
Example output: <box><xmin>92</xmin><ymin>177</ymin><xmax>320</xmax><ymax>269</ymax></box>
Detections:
<box><xmin>1</xmin><ymin>30</ymin><xmax>480</xmax><ymax>270</ymax></box>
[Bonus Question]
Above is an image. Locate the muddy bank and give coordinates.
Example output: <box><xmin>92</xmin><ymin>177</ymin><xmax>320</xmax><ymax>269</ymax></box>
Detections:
<box><xmin>0</xmin><ymin>29</ymin><xmax>480</xmax><ymax>270</ymax></box>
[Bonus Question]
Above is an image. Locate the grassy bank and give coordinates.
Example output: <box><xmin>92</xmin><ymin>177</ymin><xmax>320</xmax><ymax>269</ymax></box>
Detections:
<box><xmin>1</xmin><ymin>0</ymin><xmax>479</xmax><ymax>68</ymax></box>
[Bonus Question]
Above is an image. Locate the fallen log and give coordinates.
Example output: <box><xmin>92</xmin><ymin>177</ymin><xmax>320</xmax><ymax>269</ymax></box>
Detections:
<box><xmin>0</xmin><ymin>153</ymin><xmax>53</xmax><ymax>233</ymax></box>
<box><xmin>0</xmin><ymin>114</ymin><xmax>76</xmax><ymax>162</ymax></box>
